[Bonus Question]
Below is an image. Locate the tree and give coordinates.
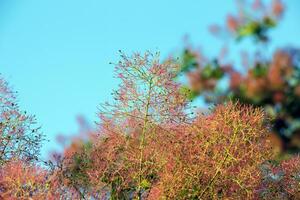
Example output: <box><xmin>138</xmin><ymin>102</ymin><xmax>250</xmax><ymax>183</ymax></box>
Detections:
<box><xmin>149</xmin><ymin>102</ymin><xmax>273</xmax><ymax>199</ymax></box>
<box><xmin>258</xmin><ymin>155</ymin><xmax>300</xmax><ymax>199</ymax></box>
<box><xmin>1</xmin><ymin>48</ymin><xmax>298</xmax><ymax>200</ymax></box>
<box><xmin>0</xmin><ymin>159</ymin><xmax>51</xmax><ymax>199</ymax></box>
<box><xmin>50</xmin><ymin>52</ymin><xmax>276</xmax><ymax>199</ymax></box>
<box><xmin>2</xmin><ymin>1</ymin><xmax>300</xmax><ymax>199</ymax></box>
<box><xmin>177</xmin><ymin>0</ymin><xmax>300</xmax><ymax>153</ymax></box>
<box><xmin>0</xmin><ymin>76</ymin><xmax>48</xmax><ymax>199</ymax></box>
<box><xmin>0</xmin><ymin>76</ymin><xmax>44</xmax><ymax>164</ymax></box>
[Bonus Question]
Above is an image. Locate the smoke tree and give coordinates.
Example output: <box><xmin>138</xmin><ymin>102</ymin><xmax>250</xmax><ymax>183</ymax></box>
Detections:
<box><xmin>49</xmin><ymin>52</ymin><xmax>277</xmax><ymax>199</ymax></box>
<box><xmin>0</xmin><ymin>76</ymin><xmax>44</xmax><ymax>164</ymax></box>
<box><xmin>177</xmin><ymin>0</ymin><xmax>300</xmax><ymax>153</ymax></box>
<box><xmin>2</xmin><ymin>1</ymin><xmax>300</xmax><ymax>199</ymax></box>
<box><xmin>0</xmin><ymin>76</ymin><xmax>47</xmax><ymax>198</ymax></box>
<box><xmin>0</xmin><ymin>49</ymin><xmax>298</xmax><ymax>199</ymax></box>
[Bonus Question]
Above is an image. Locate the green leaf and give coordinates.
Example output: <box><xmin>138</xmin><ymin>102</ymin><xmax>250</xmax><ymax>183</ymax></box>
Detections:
<box><xmin>180</xmin><ymin>86</ymin><xmax>199</xmax><ymax>100</ymax></box>
<box><xmin>238</xmin><ymin>21</ymin><xmax>259</xmax><ymax>37</ymax></box>
<box><xmin>141</xmin><ymin>179</ymin><xmax>151</xmax><ymax>189</ymax></box>
<box><xmin>212</xmin><ymin>67</ymin><xmax>224</xmax><ymax>79</ymax></box>
<box><xmin>252</xmin><ymin>64</ymin><xmax>267</xmax><ymax>77</ymax></box>
<box><xmin>180</xmin><ymin>50</ymin><xmax>198</xmax><ymax>73</ymax></box>
<box><xmin>263</xmin><ymin>17</ymin><xmax>276</xmax><ymax>28</ymax></box>
<box><xmin>201</xmin><ymin>65</ymin><xmax>213</xmax><ymax>79</ymax></box>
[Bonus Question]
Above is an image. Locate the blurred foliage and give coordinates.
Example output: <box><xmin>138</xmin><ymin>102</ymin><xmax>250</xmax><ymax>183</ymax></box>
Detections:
<box><xmin>177</xmin><ymin>0</ymin><xmax>300</xmax><ymax>153</ymax></box>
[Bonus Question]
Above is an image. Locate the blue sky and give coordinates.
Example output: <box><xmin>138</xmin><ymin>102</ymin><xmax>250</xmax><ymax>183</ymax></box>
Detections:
<box><xmin>0</xmin><ymin>0</ymin><xmax>299</xmax><ymax>158</ymax></box>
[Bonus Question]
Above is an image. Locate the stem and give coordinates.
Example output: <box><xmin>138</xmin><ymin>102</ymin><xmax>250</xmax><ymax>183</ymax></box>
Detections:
<box><xmin>137</xmin><ymin>81</ymin><xmax>152</xmax><ymax>199</ymax></box>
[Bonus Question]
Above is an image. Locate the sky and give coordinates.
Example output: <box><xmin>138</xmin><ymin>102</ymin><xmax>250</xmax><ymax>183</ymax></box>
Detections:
<box><xmin>0</xmin><ymin>0</ymin><xmax>299</xmax><ymax>158</ymax></box>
